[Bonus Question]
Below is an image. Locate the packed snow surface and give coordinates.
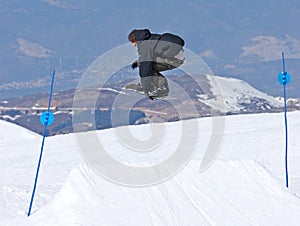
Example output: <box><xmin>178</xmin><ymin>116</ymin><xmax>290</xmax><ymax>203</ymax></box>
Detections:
<box><xmin>1</xmin><ymin>112</ymin><xmax>300</xmax><ymax>225</ymax></box>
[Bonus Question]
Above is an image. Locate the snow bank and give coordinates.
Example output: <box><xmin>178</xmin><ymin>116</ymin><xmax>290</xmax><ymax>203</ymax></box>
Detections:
<box><xmin>1</xmin><ymin>111</ymin><xmax>300</xmax><ymax>225</ymax></box>
<box><xmin>28</xmin><ymin>160</ymin><xmax>300</xmax><ymax>226</ymax></box>
<box><xmin>0</xmin><ymin>120</ymin><xmax>39</xmax><ymax>144</ymax></box>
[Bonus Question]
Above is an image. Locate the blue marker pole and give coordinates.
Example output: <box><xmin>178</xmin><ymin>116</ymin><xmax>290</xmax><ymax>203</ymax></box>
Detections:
<box><xmin>27</xmin><ymin>70</ymin><xmax>55</xmax><ymax>216</ymax></box>
<box><xmin>278</xmin><ymin>52</ymin><xmax>291</xmax><ymax>188</ymax></box>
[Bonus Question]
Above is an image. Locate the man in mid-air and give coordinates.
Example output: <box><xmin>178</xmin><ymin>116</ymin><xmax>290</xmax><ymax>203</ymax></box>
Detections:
<box><xmin>128</xmin><ymin>28</ymin><xmax>185</xmax><ymax>99</ymax></box>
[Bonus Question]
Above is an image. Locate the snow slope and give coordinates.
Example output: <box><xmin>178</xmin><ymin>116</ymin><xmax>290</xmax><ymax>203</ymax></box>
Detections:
<box><xmin>28</xmin><ymin>160</ymin><xmax>300</xmax><ymax>226</ymax></box>
<box><xmin>1</xmin><ymin>112</ymin><xmax>300</xmax><ymax>225</ymax></box>
<box><xmin>200</xmin><ymin>75</ymin><xmax>282</xmax><ymax>112</ymax></box>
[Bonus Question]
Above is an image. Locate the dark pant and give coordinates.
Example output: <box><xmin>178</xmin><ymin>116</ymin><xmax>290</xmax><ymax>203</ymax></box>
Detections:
<box><xmin>140</xmin><ymin>56</ymin><xmax>184</xmax><ymax>97</ymax></box>
<box><xmin>140</xmin><ymin>72</ymin><xmax>169</xmax><ymax>97</ymax></box>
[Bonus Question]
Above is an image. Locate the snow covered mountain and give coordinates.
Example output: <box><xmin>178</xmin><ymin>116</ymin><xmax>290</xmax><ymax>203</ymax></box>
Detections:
<box><xmin>199</xmin><ymin>74</ymin><xmax>282</xmax><ymax>113</ymax></box>
<box><xmin>0</xmin><ymin>74</ymin><xmax>283</xmax><ymax>136</ymax></box>
<box><xmin>1</xmin><ymin>111</ymin><xmax>300</xmax><ymax>225</ymax></box>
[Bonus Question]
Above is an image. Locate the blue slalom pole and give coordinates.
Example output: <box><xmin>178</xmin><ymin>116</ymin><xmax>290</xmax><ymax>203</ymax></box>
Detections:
<box><xmin>278</xmin><ymin>52</ymin><xmax>291</xmax><ymax>188</ymax></box>
<box><xmin>283</xmin><ymin>77</ymin><xmax>288</xmax><ymax>188</ymax></box>
<box><xmin>27</xmin><ymin>70</ymin><xmax>55</xmax><ymax>216</ymax></box>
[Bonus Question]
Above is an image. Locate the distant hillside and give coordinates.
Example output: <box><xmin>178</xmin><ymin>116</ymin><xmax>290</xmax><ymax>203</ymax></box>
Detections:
<box><xmin>0</xmin><ymin>74</ymin><xmax>289</xmax><ymax>136</ymax></box>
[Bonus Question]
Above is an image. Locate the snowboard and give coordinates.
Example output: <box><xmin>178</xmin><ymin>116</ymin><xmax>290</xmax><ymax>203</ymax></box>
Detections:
<box><xmin>125</xmin><ymin>83</ymin><xmax>168</xmax><ymax>100</ymax></box>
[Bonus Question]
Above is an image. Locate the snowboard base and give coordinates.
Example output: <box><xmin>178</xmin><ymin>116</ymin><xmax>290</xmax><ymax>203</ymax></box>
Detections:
<box><xmin>125</xmin><ymin>83</ymin><xmax>168</xmax><ymax>100</ymax></box>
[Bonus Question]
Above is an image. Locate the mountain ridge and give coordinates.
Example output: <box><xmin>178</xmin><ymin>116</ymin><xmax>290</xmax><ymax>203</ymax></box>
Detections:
<box><xmin>0</xmin><ymin>74</ymin><xmax>291</xmax><ymax>136</ymax></box>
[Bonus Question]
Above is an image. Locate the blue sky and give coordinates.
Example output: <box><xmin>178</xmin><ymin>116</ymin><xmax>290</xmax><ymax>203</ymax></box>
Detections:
<box><xmin>1</xmin><ymin>0</ymin><xmax>299</xmax><ymax>98</ymax></box>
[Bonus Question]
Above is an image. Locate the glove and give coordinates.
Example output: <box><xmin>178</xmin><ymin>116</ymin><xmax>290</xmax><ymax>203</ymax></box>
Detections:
<box><xmin>131</xmin><ymin>61</ymin><xmax>138</xmax><ymax>70</ymax></box>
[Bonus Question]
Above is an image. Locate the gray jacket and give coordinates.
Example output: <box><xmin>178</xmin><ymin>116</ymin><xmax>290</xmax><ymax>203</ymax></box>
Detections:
<box><xmin>133</xmin><ymin>29</ymin><xmax>184</xmax><ymax>78</ymax></box>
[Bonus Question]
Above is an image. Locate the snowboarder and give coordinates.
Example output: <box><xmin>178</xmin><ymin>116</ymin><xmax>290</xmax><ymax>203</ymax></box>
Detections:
<box><xmin>128</xmin><ymin>28</ymin><xmax>185</xmax><ymax>99</ymax></box>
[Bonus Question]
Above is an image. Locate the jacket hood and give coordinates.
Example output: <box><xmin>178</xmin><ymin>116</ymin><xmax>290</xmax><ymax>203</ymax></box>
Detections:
<box><xmin>134</xmin><ymin>29</ymin><xmax>151</xmax><ymax>41</ymax></box>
